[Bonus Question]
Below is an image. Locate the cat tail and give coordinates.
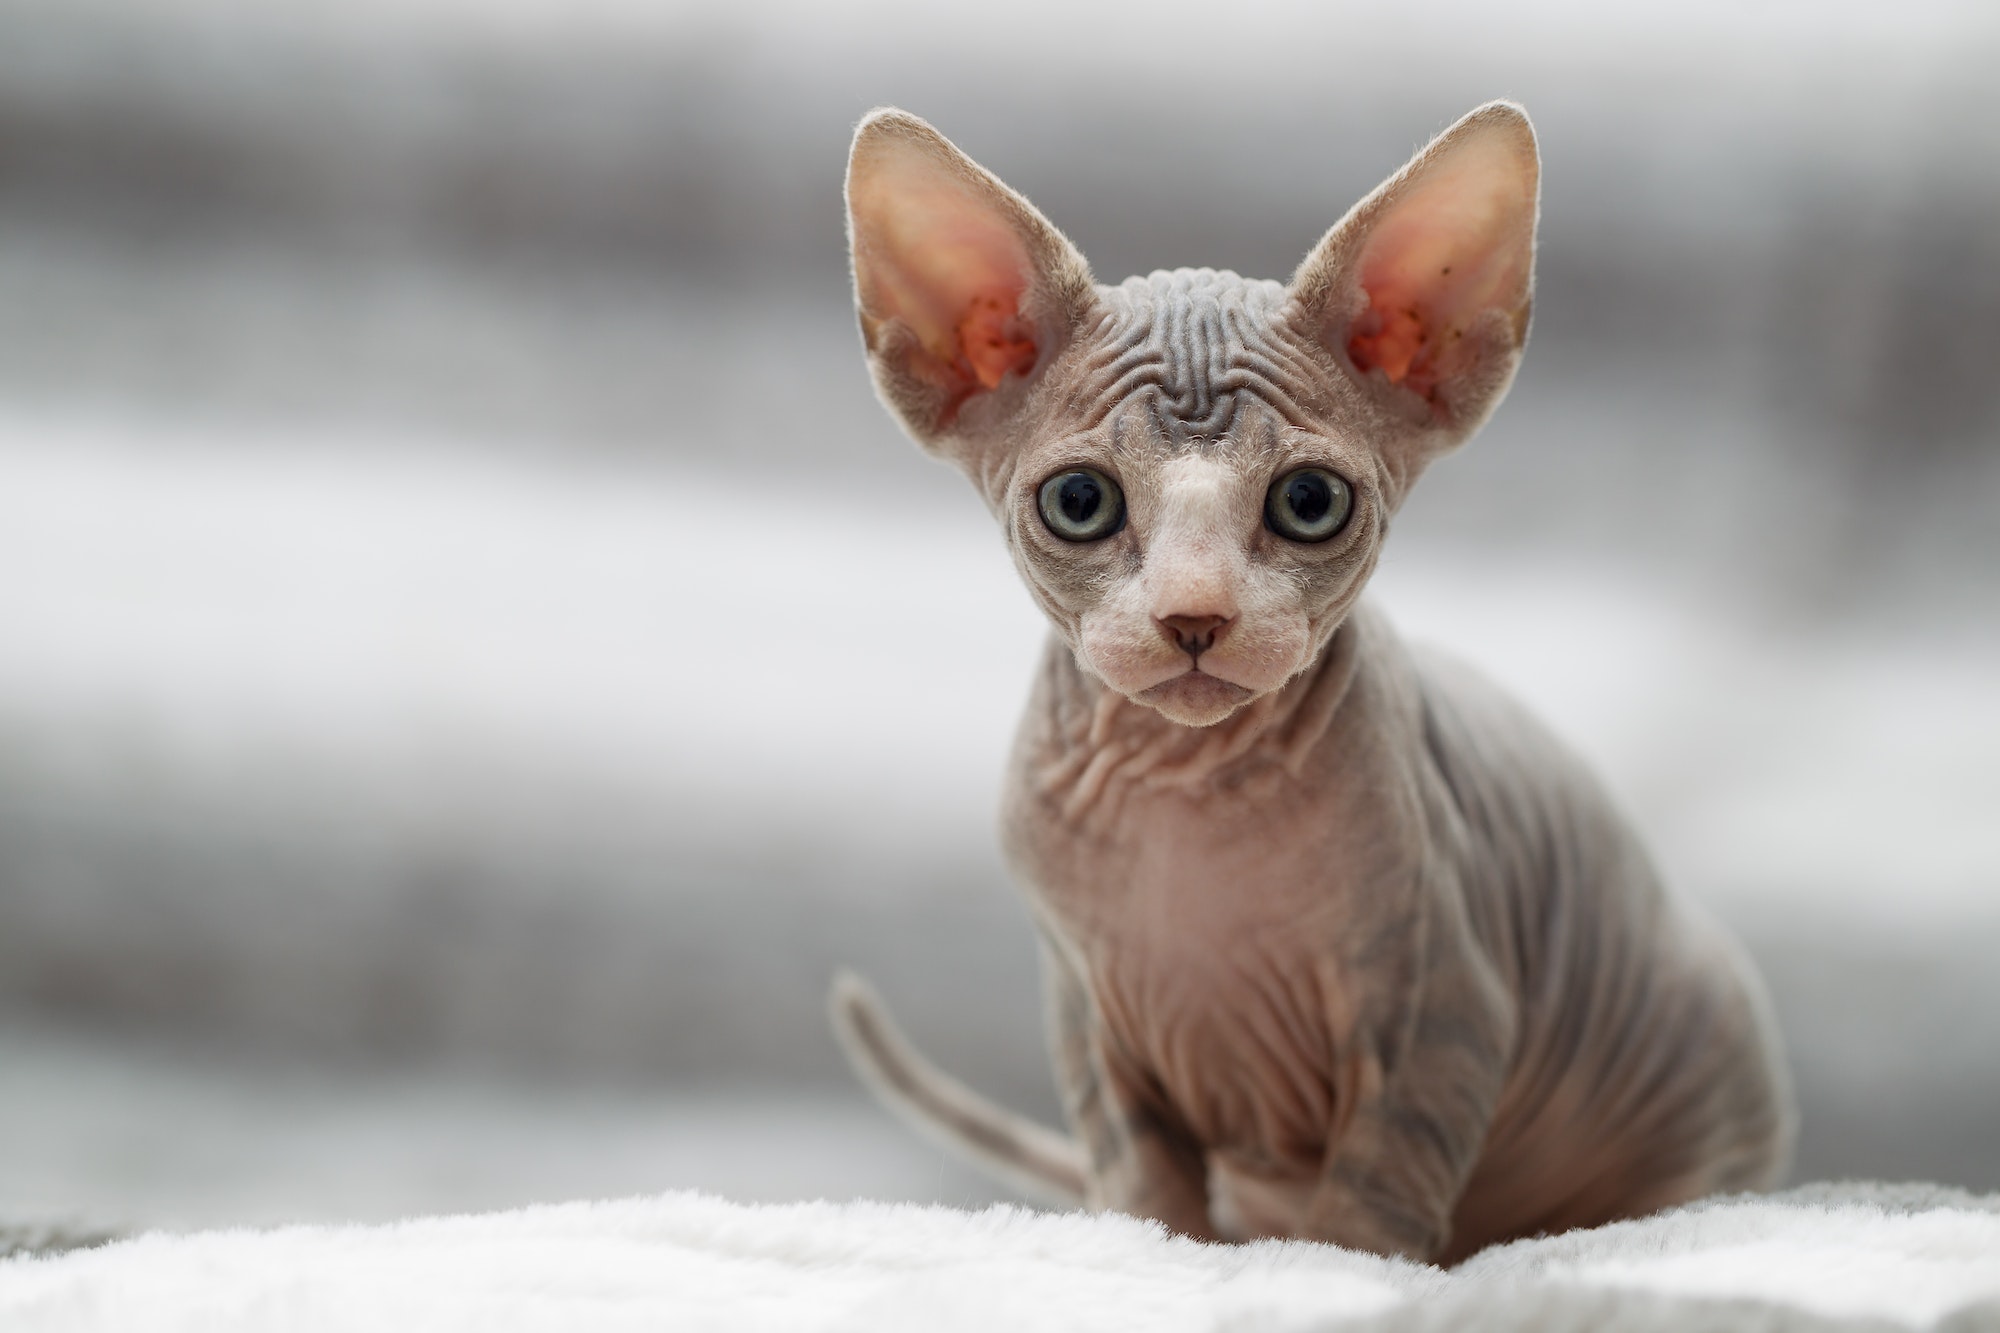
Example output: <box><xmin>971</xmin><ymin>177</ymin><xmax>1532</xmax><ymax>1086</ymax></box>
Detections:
<box><xmin>828</xmin><ymin>970</ymin><xmax>1088</xmax><ymax>1207</ymax></box>
<box><xmin>0</xmin><ymin>1218</ymin><xmax>121</xmax><ymax>1259</ymax></box>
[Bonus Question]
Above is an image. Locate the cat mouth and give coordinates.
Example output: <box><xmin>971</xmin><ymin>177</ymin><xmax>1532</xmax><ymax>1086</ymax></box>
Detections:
<box><xmin>1134</xmin><ymin>667</ymin><xmax>1256</xmax><ymax>724</ymax></box>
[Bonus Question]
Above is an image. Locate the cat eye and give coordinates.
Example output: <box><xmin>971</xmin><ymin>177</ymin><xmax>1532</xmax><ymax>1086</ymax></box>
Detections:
<box><xmin>1037</xmin><ymin>468</ymin><xmax>1125</xmax><ymax>542</ymax></box>
<box><xmin>1265</xmin><ymin>467</ymin><xmax>1353</xmax><ymax>543</ymax></box>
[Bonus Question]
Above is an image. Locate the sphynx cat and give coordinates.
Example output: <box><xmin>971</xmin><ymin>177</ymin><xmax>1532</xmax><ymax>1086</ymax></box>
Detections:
<box><xmin>830</xmin><ymin>102</ymin><xmax>1794</xmax><ymax>1264</ymax></box>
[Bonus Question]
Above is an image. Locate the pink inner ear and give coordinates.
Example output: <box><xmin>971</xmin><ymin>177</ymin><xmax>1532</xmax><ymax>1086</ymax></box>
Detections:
<box><xmin>853</xmin><ymin>149</ymin><xmax>1042</xmax><ymax>421</ymax></box>
<box><xmin>958</xmin><ymin>292</ymin><xmax>1038</xmax><ymax>391</ymax></box>
<box><xmin>1346</xmin><ymin>299</ymin><xmax>1429</xmax><ymax>390</ymax></box>
<box><xmin>1343</xmin><ymin>153</ymin><xmax>1531</xmax><ymax>403</ymax></box>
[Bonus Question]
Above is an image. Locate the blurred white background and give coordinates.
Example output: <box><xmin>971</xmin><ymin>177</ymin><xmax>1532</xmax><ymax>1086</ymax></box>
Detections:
<box><xmin>0</xmin><ymin>0</ymin><xmax>1995</xmax><ymax>1232</ymax></box>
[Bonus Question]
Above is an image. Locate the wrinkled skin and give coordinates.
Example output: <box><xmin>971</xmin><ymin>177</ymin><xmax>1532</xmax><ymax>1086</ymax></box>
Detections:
<box><xmin>833</xmin><ymin>103</ymin><xmax>1796</xmax><ymax>1263</ymax></box>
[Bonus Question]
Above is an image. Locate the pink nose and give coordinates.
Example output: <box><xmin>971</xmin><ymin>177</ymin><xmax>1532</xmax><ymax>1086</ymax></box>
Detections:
<box><xmin>1157</xmin><ymin>614</ymin><xmax>1231</xmax><ymax>658</ymax></box>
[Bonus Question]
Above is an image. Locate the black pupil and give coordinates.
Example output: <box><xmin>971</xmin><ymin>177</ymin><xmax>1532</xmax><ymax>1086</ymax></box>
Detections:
<box><xmin>1286</xmin><ymin>473</ymin><xmax>1333</xmax><ymax>524</ymax></box>
<box><xmin>1058</xmin><ymin>474</ymin><xmax>1102</xmax><ymax>524</ymax></box>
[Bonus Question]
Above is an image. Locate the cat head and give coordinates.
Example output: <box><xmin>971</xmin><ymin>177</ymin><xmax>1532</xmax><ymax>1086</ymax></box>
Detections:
<box><xmin>847</xmin><ymin>104</ymin><xmax>1538</xmax><ymax>727</ymax></box>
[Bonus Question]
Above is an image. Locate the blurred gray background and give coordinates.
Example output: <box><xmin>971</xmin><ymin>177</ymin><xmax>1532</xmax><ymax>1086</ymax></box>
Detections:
<box><xmin>0</xmin><ymin>0</ymin><xmax>1996</xmax><ymax>1232</ymax></box>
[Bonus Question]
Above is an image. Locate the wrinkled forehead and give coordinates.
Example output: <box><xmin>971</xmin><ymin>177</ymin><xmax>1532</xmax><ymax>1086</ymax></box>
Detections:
<box><xmin>1060</xmin><ymin>268</ymin><xmax>1331</xmax><ymax>447</ymax></box>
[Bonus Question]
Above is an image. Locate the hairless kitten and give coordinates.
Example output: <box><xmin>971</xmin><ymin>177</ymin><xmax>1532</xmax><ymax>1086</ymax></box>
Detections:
<box><xmin>830</xmin><ymin>102</ymin><xmax>1794</xmax><ymax>1264</ymax></box>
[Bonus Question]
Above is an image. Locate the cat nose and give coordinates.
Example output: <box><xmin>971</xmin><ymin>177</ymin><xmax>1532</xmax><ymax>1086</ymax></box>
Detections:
<box><xmin>1157</xmin><ymin>614</ymin><xmax>1231</xmax><ymax>658</ymax></box>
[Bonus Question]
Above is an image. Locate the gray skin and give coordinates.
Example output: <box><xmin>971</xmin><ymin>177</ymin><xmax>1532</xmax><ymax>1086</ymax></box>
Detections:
<box><xmin>830</xmin><ymin>102</ymin><xmax>1794</xmax><ymax>1265</ymax></box>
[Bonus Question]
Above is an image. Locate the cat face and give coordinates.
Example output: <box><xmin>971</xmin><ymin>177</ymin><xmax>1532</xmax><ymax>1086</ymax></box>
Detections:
<box><xmin>993</xmin><ymin>272</ymin><xmax>1390</xmax><ymax>726</ymax></box>
<box><xmin>848</xmin><ymin>105</ymin><xmax>1538</xmax><ymax>726</ymax></box>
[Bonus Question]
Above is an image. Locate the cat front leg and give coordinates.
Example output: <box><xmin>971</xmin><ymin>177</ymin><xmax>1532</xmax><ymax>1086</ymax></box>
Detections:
<box><xmin>1304</xmin><ymin>928</ymin><xmax>1504</xmax><ymax>1248</ymax></box>
<box><xmin>1043</xmin><ymin>946</ymin><xmax>1217</xmax><ymax>1240</ymax></box>
<box><xmin>1303</xmin><ymin>1074</ymin><xmax>1484</xmax><ymax>1259</ymax></box>
<box><xmin>1085</xmin><ymin>1051</ymin><xmax>1216</xmax><ymax>1241</ymax></box>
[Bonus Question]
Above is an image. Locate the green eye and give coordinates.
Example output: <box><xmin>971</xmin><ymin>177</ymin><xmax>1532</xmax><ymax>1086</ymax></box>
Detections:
<box><xmin>1265</xmin><ymin>467</ymin><xmax>1353</xmax><ymax>543</ymax></box>
<box><xmin>1038</xmin><ymin>468</ymin><xmax>1125</xmax><ymax>542</ymax></box>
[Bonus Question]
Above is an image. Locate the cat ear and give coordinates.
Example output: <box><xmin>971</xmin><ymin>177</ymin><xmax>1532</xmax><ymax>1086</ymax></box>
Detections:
<box><xmin>847</xmin><ymin>109</ymin><xmax>1096</xmax><ymax>454</ymax></box>
<box><xmin>1290</xmin><ymin>101</ymin><xmax>1539</xmax><ymax>446</ymax></box>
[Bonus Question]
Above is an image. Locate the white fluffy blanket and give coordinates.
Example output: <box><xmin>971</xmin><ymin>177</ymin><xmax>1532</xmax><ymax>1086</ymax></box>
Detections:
<box><xmin>4</xmin><ymin>1184</ymin><xmax>1999</xmax><ymax>1332</ymax></box>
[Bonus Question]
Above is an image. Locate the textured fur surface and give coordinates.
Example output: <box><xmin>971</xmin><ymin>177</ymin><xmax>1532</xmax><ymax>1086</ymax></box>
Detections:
<box><xmin>1</xmin><ymin>1185</ymin><xmax>1996</xmax><ymax>1331</ymax></box>
<box><xmin>833</xmin><ymin>103</ymin><xmax>1795</xmax><ymax>1261</ymax></box>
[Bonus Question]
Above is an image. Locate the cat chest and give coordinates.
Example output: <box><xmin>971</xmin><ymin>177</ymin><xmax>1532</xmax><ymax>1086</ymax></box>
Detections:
<box><xmin>1016</xmin><ymin>781</ymin><xmax>1368</xmax><ymax>1164</ymax></box>
<box><xmin>1008</xmin><ymin>761</ymin><xmax>1385</xmax><ymax>960</ymax></box>
<box><xmin>1001</xmin><ymin>712</ymin><xmax>1436</xmax><ymax>1166</ymax></box>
